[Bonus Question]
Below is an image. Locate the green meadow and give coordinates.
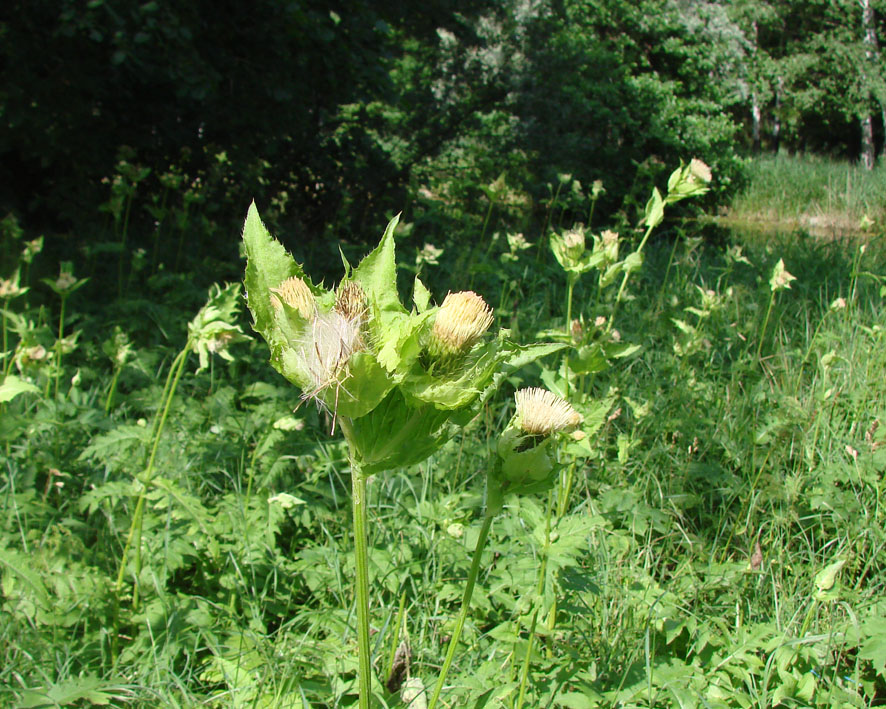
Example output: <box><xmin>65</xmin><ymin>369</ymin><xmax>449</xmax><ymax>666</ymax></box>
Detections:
<box><xmin>2</xmin><ymin>157</ymin><xmax>885</xmax><ymax>708</ymax></box>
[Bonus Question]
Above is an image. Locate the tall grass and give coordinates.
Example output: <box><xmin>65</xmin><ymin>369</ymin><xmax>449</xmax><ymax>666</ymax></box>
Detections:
<box><xmin>728</xmin><ymin>154</ymin><xmax>886</xmax><ymax>236</ymax></box>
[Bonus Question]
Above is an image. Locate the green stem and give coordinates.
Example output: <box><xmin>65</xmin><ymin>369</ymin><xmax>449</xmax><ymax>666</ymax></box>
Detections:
<box><xmin>53</xmin><ymin>296</ymin><xmax>67</xmax><ymax>399</ymax></box>
<box><xmin>428</xmin><ymin>511</ymin><xmax>495</xmax><ymax>709</ymax></box>
<box><xmin>340</xmin><ymin>417</ymin><xmax>372</xmax><ymax>709</ymax></box>
<box><xmin>352</xmin><ymin>459</ymin><xmax>372</xmax><ymax>707</ymax></box>
<box><xmin>655</xmin><ymin>234</ymin><xmax>682</xmax><ymax>314</ymax></box>
<box><xmin>515</xmin><ymin>608</ymin><xmax>540</xmax><ymax>709</ymax></box>
<box><xmin>756</xmin><ymin>291</ymin><xmax>776</xmax><ymax>363</ymax></box>
<box><xmin>514</xmin><ymin>490</ymin><xmax>554</xmax><ymax>708</ymax></box>
<box><xmin>118</xmin><ymin>192</ymin><xmax>134</xmax><ymax>299</ymax></box>
<box><xmin>563</xmin><ymin>274</ymin><xmax>577</xmax><ymax>397</ymax></box>
<box><xmin>536</xmin><ymin>183</ymin><xmax>564</xmax><ymax>263</ymax></box>
<box><xmin>608</xmin><ymin>222</ymin><xmax>655</xmax><ymax>331</ymax></box>
<box><xmin>105</xmin><ymin>366</ymin><xmax>122</xmax><ymax>414</ymax></box>
<box><xmin>114</xmin><ymin>346</ymin><xmax>189</xmax><ymax>603</ymax></box>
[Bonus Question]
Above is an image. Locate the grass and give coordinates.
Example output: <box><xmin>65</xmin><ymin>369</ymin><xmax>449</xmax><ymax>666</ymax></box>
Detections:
<box><xmin>725</xmin><ymin>153</ymin><xmax>886</xmax><ymax>238</ymax></box>
<box><xmin>1</xmin><ymin>168</ymin><xmax>886</xmax><ymax>707</ymax></box>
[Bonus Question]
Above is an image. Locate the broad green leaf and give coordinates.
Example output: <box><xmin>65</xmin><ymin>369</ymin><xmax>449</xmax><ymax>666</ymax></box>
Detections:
<box><xmin>859</xmin><ymin>617</ymin><xmax>886</xmax><ymax>678</ymax></box>
<box><xmin>413</xmin><ymin>275</ymin><xmax>431</xmax><ymax>313</ymax></box>
<box><xmin>0</xmin><ymin>374</ymin><xmax>40</xmax><ymax>403</ymax></box>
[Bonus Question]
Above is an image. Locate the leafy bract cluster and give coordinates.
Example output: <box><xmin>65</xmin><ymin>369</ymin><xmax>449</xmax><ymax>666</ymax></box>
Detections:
<box><xmin>242</xmin><ymin>203</ymin><xmax>561</xmax><ymax>474</ymax></box>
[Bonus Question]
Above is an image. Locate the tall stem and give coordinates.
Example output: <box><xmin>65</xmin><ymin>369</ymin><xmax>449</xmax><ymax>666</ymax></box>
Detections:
<box><xmin>341</xmin><ymin>418</ymin><xmax>372</xmax><ymax>709</ymax></box>
<box><xmin>428</xmin><ymin>511</ymin><xmax>495</xmax><ymax>709</ymax></box>
<box><xmin>608</xmin><ymin>222</ymin><xmax>655</xmax><ymax>331</ymax></box>
<box><xmin>515</xmin><ymin>490</ymin><xmax>553</xmax><ymax>707</ymax></box>
<box><xmin>52</xmin><ymin>296</ymin><xmax>67</xmax><ymax>399</ymax></box>
<box><xmin>352</xmin><ymin>467</ymin><xmax>372</xmax><ymax>707</ymax></box>
<box><xmin>114</xmin><ymin>346</ymin><xmax>189</xmax><ymax>601</ymax></box>
<box><xmin>756</xmin><ymin>291</ymin><xmax>776</xmax><ymax>363</ymax></box>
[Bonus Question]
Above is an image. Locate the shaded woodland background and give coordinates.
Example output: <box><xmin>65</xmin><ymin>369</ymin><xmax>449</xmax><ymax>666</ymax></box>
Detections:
<box><xmin>3</xmin><ymin>0</ymin><xmax>886</xmax><ymax>276</ymax></box>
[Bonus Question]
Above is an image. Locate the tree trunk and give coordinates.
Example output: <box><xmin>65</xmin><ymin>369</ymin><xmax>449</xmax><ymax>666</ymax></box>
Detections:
<box><xmin>862</xmin><ymin>114</ymin><xmax>875</xmax><ymax>169</ymax></box>
<box><xmin>860</xmin><ymin>0</ymin><xmax>878</xmax><ymax>168</ymax></box>
<box><xmin>882</xmin><ymin>104</ymin><xmax>886</xmax><ymax>159</ymax></box>
<box><xmin>773</xmin><ymin>76</ymin><xmax>783</xmax><ymax>153</ymax></box>
<box><xmin>752</xmin><ymin>92</ymin><xmax>762</xmax><ymax>153</ymax></box>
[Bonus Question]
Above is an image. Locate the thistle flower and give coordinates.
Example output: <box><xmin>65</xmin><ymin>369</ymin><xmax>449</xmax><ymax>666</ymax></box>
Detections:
<box><xmin>551</xmin><ymin>226</ymin><xmax>591</xmax><ymax>273</ymax></box>
<box><xmin>514</xmin><ymin>387</ymin><xmax>582</xmax><ymax>435</ymax></box>
<box><xmin>426</xmin><ymin>291</ymin><xmax>493</xmax><ymax>363</ymax></box>
<box><xmin>271</xmin><ymin>276</ymin><xmax>315</xmax><ymax>319</ymax></box>
<box><xmin>666</xmin><ymin>158</ymin><xmax>713</xmax><ymax>204</ymax></box>
<box><xmin>769</xmin><ymin>258</ymin><xmax>796</xmax><ymax>292</ymax></box>
<box><xmin>489</xmin><ymin>387</ymin><xmax>582</xmax><ymax>506</ymax></box>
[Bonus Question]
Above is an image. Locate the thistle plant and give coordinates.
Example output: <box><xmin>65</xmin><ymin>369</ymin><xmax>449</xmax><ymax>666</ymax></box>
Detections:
<box><xmin>114</xmin><ymin>282</ymin><xmax>245</xmax><ymax>635</ymax></box>
<box><xmin>41</xmin><ymin>263</ymin><xmax>88</xmax><ymax>399</ymax></box>
<box><xmin>242</xmin><ymin>203</ymin><xmax>561</xmax><ymax>707</ymax></box>
<box><xmin>428</xmin><ymin>387</ymin><xmax>582</xmax><ymax>709</ymax></box>
<box><xmin>757</xmin><ymin>257</ymin><xmax>797</xmax><ymax>362</ymax></box>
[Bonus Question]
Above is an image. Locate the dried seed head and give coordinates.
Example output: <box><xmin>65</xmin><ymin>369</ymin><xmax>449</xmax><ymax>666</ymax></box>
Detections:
<box><xmin>429</xmin><ymin>291</ymin><xmax>494</xmax><ymax>357</ymax></box>
<box><xmin>271</xmin><ymin>276</ymin><xmax>315</xmax><ymax>319</ymax></box>
<box><xmin>298</xmin><ymin>310</ymin><xmax>364</xmax><ymax>396</ymax></box>
<box><xmin>335</xmin><ymin>281</ymin><xmax>368</xmax><ymax>323</ymax></box>
<box><xmin>515</xmin><ymin>387</ymin><xmax>581</xmax><ymax>435</ymax></box>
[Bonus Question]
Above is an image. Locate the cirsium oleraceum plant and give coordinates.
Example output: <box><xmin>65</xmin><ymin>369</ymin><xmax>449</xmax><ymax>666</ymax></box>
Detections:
<box><xmin>242</xmin><ymin>203</ymin><xmax>563</xmax><ymax>706</ymax></box>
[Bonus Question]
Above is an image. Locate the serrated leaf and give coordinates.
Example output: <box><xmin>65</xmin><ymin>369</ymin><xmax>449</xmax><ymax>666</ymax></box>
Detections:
<box><xmin>352</xmin><ymin>213</ymin><xmax>402</xmax><ymax>315</ymax></box>
<box><xmin>242</xmin><ymin>202</ymin><xmax>310</xmax><ymax>344</ymax></box>
<box><xmin>859</xmin><ymin>617</ymin><xmax>886</xmax><ymax>678</ymax></box>
<box><xmin>413</xmin><ymin>276</ymin><xmax>431</xmax><ymax>313</ymax></box>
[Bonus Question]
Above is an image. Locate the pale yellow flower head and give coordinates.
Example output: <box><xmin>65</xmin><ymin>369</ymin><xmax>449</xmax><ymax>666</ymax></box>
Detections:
<box><xmin>271</xmin><ymin>276</ymin><xmax>315</xmax><ymax>319</ymax></box>
<box><xmin>298</xmin><ymin>310</ymin><xmax>364</xmax><ymax>396</ymax></box>
<box><xmin>514</xmin><ymin>387</ymin><xmax>581</xmax><ymax>436</ymax></box>
<box><xmin>429</xmin><ymin>290</ymin><xmax>494</xmax><ymax>358</ymax></box>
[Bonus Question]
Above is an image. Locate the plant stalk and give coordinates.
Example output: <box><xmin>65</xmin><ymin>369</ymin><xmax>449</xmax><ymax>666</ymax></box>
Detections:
<box><xmin>341</xmin><ymin>417</ymin><xmax>373</xmax><ymax>709</ymax></box>
<box><xmin>608</xmin><ymin>221</ymin><xmax>655</xmax><ymax>330</ymax></box>
<box><xmin>428</xmin><ymin>510</ymin><xmax>495</xmax><ymax>709</ymax></box>
<box><xmin>756</xmin><ymin>291</ymin><xmax>776</xmax><ymax>362</ymax></box>
<box><xmin>351</xmin><ymin>460</ymin><xmax>372</xmax><ymax>708</ymax></box>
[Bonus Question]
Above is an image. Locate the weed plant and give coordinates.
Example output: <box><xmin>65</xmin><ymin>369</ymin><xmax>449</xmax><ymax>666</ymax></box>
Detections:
<box><xmin>1</xmin><ymin>161</ymin><xmax>885</xmax><ymax>707</ymax></box>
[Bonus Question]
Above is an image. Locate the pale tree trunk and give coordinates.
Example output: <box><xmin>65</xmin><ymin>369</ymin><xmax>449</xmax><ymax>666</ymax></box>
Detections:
<box><xmin>860</xmin><ymin>0</ymin><xmax>879</xmax><ymax>168</ymax></box>
<box><xmin>752</xmin><ymin>93</ymin><xmax>762</xmax><ymax>153</ymax></box>
<box><xmin>773</xmin><ymin>76</ymin><xmax>783</xmax><ymax>153</ymax></box>
<box><xmin>750</xmin><ymin>21</ymin><xmax>762</xmax><ymax>153</ymax></box>
<box><xmin>882</xmin><ymin>104</ymin><xmax>886</xmax><ymax>158</ymax></box>
<box><xmin>861</xmin><ymin>114</ymin><xmax>875</xmax><ymax>169</ymax></box>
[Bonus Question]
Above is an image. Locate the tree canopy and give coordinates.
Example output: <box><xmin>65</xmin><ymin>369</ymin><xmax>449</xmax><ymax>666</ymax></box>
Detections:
<box><xmin>2</xmin><ymin>0</ymin><xmax>885</xmax><ymax>267</ymax></box>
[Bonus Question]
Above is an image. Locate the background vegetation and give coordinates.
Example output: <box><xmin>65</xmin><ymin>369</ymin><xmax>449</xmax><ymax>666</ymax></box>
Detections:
<box><xmin>2</xmin><ymin>0</ymin><xmax>886</xmax><ymax>707</ymax></box>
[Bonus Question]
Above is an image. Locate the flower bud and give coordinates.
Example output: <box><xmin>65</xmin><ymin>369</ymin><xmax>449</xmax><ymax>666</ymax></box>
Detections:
<box><xmin>271</xmin><ymin>276</ymin><xmax>315</xmax><ymax>319</ymax></box>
